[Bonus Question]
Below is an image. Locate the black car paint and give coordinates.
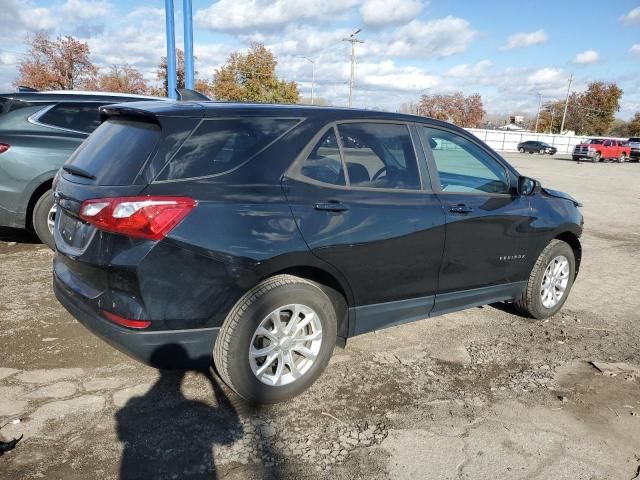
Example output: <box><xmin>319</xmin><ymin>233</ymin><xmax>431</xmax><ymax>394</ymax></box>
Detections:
<box><xmin>53</xmin><ymin>102</ymin><xmax>583</xmax><ymax>365</ymax></box>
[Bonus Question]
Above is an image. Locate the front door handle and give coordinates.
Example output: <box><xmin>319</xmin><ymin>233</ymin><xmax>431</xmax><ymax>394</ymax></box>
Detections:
<box><xmin>449</xmin><ymin>204</ymin><xmax>473</xmax><ymax>214</ymax></box>
<box><xmin>314</xmin><ymin>201</ymin><xmax>349</xmax><ymax>212</ymax></box>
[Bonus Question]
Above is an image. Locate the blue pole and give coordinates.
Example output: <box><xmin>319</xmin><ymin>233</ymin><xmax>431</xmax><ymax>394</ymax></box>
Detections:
<box><xmin>165</xmin><ymin>0</ymin><xmax>177</xmax><ymax>99</ymax></box>
<box><xmin>183</xmin><ymin>0</ymin><xmax>194</xmax><ymax>89</ymax></box>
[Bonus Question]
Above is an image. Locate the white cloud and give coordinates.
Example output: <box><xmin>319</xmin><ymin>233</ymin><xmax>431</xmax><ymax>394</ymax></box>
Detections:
<box><xmin>573</xmin><ymin>49</ymin><xmax>600</xmax><ymax>64</ymax></box>
<box><xmin>61</xmin><ymin>0</ymin><xmax>111</xmax><ymax>21</ymax></box>
<box><xmin>364</xmin><ymin>16</ymin><xmax>477</xmax><ymax>58</ymax></box>
<box><xmin>360</xmin><ymin>0</ymin><xmax>423</xmax><ymax>28</ymax></box>
<box><xmin>631</xmin><ymin>44</ymin><xmax>640</xmax><ymax>57</ymax></box>
<box><xmin>0</xmin><ymin>1</ymin><xmax>57</xmax><ymax>44</ymax></box>
<box><xmin>620</xmin><ymin>7</ymin><xmax>640</xmax><ymax>25</ymax></box>
<box><xmin>502</xmin><ymin>29</ymin><xmax>548</xmax><ymax>50</ymax></box>
<box><xmin>446</xmin><ymin>59</ymin><xmax>493</xmax><ymax>78</ymax></box>
<box><xmin>195</xmin><ymin>0</ymin><xmax>362</xmax><ymax>32</ymax></box>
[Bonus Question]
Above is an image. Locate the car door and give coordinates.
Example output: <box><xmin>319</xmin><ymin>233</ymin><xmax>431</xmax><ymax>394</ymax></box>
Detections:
<box><xmin>283</xmin><ymin>121</ymin><xmax>446</xmax><ymax>335</ymax></box>
<box><xmin>418</xmin><ymin>125</ymin><xmax>534</xmax><ymax>315</ymax></box>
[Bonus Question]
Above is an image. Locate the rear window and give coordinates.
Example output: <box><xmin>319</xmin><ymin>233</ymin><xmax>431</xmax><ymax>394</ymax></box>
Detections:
<box><xmin>156</xmin><ymin>118</ymin><xmax>299</xmax><ymax>181</ymax></box>
<box><xmin>64</xmin><ymin>119</ymin><xmax>161</xmax><ymax>185</ymax></box>
<box><xmin>629</xmin><ymin>138</ymin><xmax>640</xmax><ymax>142</ymax></box>
<box><xmin>38</xmin><ymin>103</ymin><xmax>103</xmax><ymax>133</ymax></box>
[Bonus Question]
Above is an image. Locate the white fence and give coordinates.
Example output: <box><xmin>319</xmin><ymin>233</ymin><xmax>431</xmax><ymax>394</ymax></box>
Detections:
<box><xmin>465</xmin><ymin>129</ymin><xmax>593</xmax><ymax>155</ymax></box>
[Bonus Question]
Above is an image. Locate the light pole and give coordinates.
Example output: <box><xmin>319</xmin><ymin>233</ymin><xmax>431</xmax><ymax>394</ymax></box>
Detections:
<box><xmin>164</xmin><ymin>0</ymin><xmax>177</xmax><ymax>99</ymax></box>
<box><xmin>560</xmin><ymin>73</ymin><xmax>573</xmax><ymax>134</ymax></box>
<box><xmin>342</xmin><ymin>29</ymin><xmax>363</xmax><ymax>108</ymax></box>
<box><xmin>183</xmin><ymin>0</ymin><xmax>194</xmax><ymax>89</ymax></box>
<box><xmin>298</xmin><ymin>56</ymin><xmax>316</xmax><ymax>105</ymax></box>
<box><xmin>534</xmin><ymin>93</ymin><xmax>542</xmax><ymax>133</ymax></box>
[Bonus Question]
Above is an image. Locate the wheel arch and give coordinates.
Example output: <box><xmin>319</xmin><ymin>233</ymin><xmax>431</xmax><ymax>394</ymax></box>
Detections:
<box><xmin>268</xmin><ymin>265</ymin><xmax>352</xmax><ymax>340</ymax></box>
<box><xmin>555</xmin><ymin>231</ymin><xmax>582</xmax><ymax>276</ymax></box>
<box><xmin>25</xmin><ymin>178</ymin><xmax>54</xmax><ymax>230</ymax></box>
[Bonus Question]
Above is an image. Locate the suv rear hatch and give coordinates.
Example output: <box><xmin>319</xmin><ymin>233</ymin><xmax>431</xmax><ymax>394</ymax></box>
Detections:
<box><xmin>53</xmin><ymin>101</ymin><xmax>204</xmax><ymax>328</ymax></box>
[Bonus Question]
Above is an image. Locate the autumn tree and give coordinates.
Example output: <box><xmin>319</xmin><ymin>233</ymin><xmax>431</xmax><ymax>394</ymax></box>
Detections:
<box><xmin>92</xmin><ymin>64</ymin><xmax>149</xmax><ymax>94</ymax></box>
<box><xmin>15</xmin><ymin>32</ymin><xmax>97</xmax><ymax>90</ymax></box>
<box><xmin>607</xmin><ymin>119</ymin><xmax>629</xmax><ymax>137</ymax></box>
<box><xmin>155</xmin><ymin>49</ymin><xmax>186</xmax><ymax>96</ymax></box>
<box><xmin>417</xmin><ymin>92</ymin><xmax>485</xmax><ymax>127</ymax></box>
<box><xmin>536</xmin><ymin>99</ymin><xmax>565</xmax><ymax>133</ymax></box>
<box><xmin>212</xmin><ymin>43</ymin><xmax>299</xmax><ymax>103</ymax></box>
<box><xmin>628</xmin><ymin>112</ymin><xmax>640</xmax><ymax>137</ymax></box>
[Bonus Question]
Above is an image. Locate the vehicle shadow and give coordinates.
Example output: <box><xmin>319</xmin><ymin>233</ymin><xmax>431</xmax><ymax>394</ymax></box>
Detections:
<box><xmin>0</xmin><ymin>227</ymin><xmax>40</xmax><ymax>244</ymax></box>
<box><xmin>116</xmin><ymin>344</ymin><xmax>244</xmax><ymax>479</ymax></box>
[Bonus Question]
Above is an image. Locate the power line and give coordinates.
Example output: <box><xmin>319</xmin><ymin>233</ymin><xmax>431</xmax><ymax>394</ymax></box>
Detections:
<box><xmin>342</xmin><ymin>29</ymin><xmax>363</xmax><ymax>108</ymax></box>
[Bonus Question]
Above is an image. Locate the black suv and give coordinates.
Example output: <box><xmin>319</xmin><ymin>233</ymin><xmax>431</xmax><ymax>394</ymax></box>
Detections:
<box><xmin>0</xmin><ymin>90</ymin><xmax>161</xmax><ymax>249</ymax></box>
<box><xmin>53</xmin><ymin>102</ymin><xmax>583</xmax><ymax>403</ymax></box>
<box><xmin>517</xmin><ymin>140</ymin><xmax>557</xmax><ymax>155</ymax></box>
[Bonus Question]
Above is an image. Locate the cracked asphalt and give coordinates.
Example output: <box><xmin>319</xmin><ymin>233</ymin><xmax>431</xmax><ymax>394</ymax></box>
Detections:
<box><xmin>1</xmin><ymin>153</ymin><xmax>639</xmax><ymax>479</ymax></box>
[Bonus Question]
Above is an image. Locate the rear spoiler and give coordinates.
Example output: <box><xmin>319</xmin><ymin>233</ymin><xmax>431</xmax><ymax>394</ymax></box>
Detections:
<box><xmin>99</xmin><ymin>101</ymin><xmax>206</xmax><ymax>123</ymax></box>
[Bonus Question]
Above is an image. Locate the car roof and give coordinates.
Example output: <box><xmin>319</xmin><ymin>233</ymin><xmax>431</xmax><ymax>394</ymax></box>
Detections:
<box><xmin>0</xmin><ymin>90</ymin><xmax>163</xmax><ymax>103</ymax></box>
<box><xmin>101</xmin><ymin>99</ymin><xmax>458</xmax><ymax>127</ymax></box>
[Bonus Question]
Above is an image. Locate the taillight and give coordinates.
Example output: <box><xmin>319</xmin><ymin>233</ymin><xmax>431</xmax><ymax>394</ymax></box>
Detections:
<box><xmin>80</xmin><ymin>196</ymin><xmax>197</xmax><ymax>240</ymax></box>
<box><xmin>0</xmin><ymin>143</ymin><xmax>10</xmax><ymax>154</ymax></box>
<box><xmin>102</xmin><ymin>311</ymin><xmax>151</xmax><ymax>329</ymax></box>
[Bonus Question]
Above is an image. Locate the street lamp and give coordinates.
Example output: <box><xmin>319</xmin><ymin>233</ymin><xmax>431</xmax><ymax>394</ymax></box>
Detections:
<box><xmin>298</xmin><ymin>56</ymin><xmax>316</xmax><ymax>105</ymax></box>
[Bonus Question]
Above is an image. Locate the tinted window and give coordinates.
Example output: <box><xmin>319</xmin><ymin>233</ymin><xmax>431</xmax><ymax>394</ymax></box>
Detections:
<box><xmin>337</xmin><ymin>123</ymin><xmax>420</xmax><ymax>190</ymax></box>
<box><xmin>158</xmin><ymin>118</ymin><xmax>299</xmax><ymax>181</ymax></box>
<box><xmin>38</xmin><ymin>103</ymin><xmax>102</xmax><ymax>133</ymax></box>
<box><xmin>299</xmin><ymin>127</ymin><xmax>345</xmax><ymax>186</ymax></box>
<box><xmin>423</xmin><ymin>127</ymin><xmax>509</xmax><ymax>194</ymax></box>
<box><xmin>65</xmin><ymin>119</ymin><xmax>161</xmax><ymax>185</ymax></box>
<box><xmin>629</xmin><ymin>138</ymin><xmax>640</xmax><ymax>142</ymax></box>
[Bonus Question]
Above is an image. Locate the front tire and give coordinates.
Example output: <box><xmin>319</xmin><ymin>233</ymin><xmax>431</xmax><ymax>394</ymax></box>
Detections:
<box><xmin>539</xmin><ymin>148</ymin><xmax>545</xmax><ymax>154</ymax></box>
<box><xmin>593</xmin><ymin>152</ymin><xmax>601</xmax><ymax>163</ymax></box>
<box><xmin>514</xmin><ymin>239</ymin><xmax>576</xmax><ymax>319</ymax></box>
<box><xmin>32</xmin><ymin>189</ymin><xmax>56</xmax><ymax>250</ymax></box>
<box><xmin>213</xmin><ymin>275</ymin><xmax>337</xmax><ymax>403</ymax></box>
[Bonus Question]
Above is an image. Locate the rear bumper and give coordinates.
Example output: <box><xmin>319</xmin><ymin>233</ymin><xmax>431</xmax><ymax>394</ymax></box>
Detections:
<box><xmin>53</xmin><ymin>272</ymin><xmax>219</xmax><ymax>369</ymax></box>
<box><xmin>631</xmin><ymin>149</ymin><xmax>640</xmax><ymax>159</ymax></box>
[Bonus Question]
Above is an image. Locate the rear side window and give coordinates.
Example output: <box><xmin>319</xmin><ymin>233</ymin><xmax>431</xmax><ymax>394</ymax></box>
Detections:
<box><xmin>299</xmin><ymin>128</ymin><xmax>345</xmax><ymax>186</ymax></box>
<box><xmin>65</xmin><ymin>119</ymin><xmax>161</xmax><ymax>185</ymax></box>
<box><xmin>38</xmin><ymin>103</ymin><xmax>103</xmax><ymax>133</ymax></box>
<box><xmin>157</xmin><ymin>118</ymin><xmax>299</xmax><ymax>181</ymax></box>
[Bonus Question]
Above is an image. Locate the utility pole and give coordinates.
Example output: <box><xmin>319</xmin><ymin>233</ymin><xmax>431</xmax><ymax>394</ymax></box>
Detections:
<box><xmin>560</xmin><ymin>73</ymin><xmax>573</xmax><ymax>134</ymax></box>
<box><xmin>534</xmin><ymin>93</ymin><xmax>542</xmax><ymax>133</ymax></box>
<box><xmin>298</xmin><ymin>56</ymin><xmax>316</xmax><ymax>104</ymax></box>
<box><xmin>342</xmin><ymin>29</ymin><xmax>363</xmax><ymax>108</ymax></box>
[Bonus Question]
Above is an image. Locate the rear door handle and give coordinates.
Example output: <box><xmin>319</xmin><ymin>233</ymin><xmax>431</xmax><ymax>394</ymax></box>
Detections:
<box><xmin>314</xmin><ymin>201</ymin><xmax>349</xmax><ymax>212</ymax></box>
<box><xmin>449</xmin><ymin>204</ymin><xmax>473</xmax><ymax>214</ymax></box>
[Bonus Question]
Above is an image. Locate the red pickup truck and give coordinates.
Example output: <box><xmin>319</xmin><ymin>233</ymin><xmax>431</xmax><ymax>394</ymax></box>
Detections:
<box><xmin>572</xmin><ymin>139</ymin><xmax>631</xmax><ymax>162</ymax></box>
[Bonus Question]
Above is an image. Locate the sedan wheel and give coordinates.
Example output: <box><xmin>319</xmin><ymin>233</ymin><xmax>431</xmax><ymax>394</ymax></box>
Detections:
<box><xmin>539</xmin><ymin>149</ymin><xmax>545</xmax><ymax>154</ymax></box>
<box><xmin>518</xmin><ymin>147</ymin><xmax>525</xmax><ymax>153</ymax></box>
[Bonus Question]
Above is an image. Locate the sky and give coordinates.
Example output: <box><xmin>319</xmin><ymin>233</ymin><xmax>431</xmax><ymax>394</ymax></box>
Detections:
<box><xmin>1</xmin><ymin>0</ymin><xmax>639</xmax><ymax>119</ymax></box>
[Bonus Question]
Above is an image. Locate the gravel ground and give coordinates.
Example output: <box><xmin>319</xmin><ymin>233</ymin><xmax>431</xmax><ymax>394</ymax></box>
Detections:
<box><xmin>1</xmin><ymin>152</ymin><xmax>639</xmax><ymax>479</ymax></box>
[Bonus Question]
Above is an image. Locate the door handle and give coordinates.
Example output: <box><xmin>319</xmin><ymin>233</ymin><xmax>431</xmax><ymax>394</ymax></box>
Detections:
<box><xmin>449</xmin><ymin>204</ymin><xmax>473</xmax><ymax>214</ymax></box>
<box><xmin>314</xmin><ymin>201</ymin><xmax>349</xmax><ymax>212</ymax></box>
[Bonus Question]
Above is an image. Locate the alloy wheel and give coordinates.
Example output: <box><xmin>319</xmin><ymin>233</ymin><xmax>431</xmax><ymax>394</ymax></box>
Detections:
<box><xmin>47</xmin><ymin>204</ymin><xmax>57</xmax><ymax>235</ymax></box>
<box><xmin>540</xmin><ymin>255</ymin><xmax>570</xmax><ymax>309</ymax></box>
<box><xmin>249</xmin><ymin>304</ymin><xmax>323</xmax><ymax>386</ymax></box>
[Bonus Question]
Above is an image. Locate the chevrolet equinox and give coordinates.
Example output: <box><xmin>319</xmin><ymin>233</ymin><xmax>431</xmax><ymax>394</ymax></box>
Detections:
<box><xmin>53</xmin><ymin>101</ymin><xmax>583</xmax><ymax>403</ymax></box>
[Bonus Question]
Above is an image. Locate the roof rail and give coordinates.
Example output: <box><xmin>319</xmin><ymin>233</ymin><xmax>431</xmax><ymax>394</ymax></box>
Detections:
<box><xmin>176</xmin><ymin>88</ymin><xmax>210</xmax><ymax>101</ymax></box>
<box><xmin>17</xmin><ymin>86</ymin><xmax>38</xmax><ymax>92</ymax></box>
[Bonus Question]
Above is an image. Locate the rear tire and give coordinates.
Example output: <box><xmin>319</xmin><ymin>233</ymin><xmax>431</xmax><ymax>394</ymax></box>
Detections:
<box><xmin>514</xmin><ymin>239</ymin><xmax>575</xmax><ymax>319</ymax></box>
<box><xmin>213</xmin><ymin>274</ymin><xmax>337</xmax><ymax>403</ymax></box>
<box><xmin>518</xmin><ymin>147</ymin><xmax>525</xmax><ymax>153</ymax></box>
<box><xmin>32</xmin><ymin>189</ymin><xmax>56</xmax><ymax>251</ymax></box>
<box><xmin>618</xmin><ymin>153</ymin><xmax>627</xmax><ymax>163</ymax></box>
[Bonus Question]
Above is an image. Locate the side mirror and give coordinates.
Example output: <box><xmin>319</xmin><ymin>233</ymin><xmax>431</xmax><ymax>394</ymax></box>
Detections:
<box><xmin>518</xmin><ymin>176</ymin><xmax>541</xmax><ymax>196</ymax></box>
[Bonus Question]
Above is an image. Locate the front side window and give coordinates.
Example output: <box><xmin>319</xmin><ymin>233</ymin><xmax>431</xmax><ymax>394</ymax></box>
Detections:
<box><xmin>38</xmin><ymin>103</ymin><xmax>103</xmax><ymax>133</ymax></box>
<box><xmin>337</xmin><ymin>123</ymin><xmax>420</xmax><ymax>190</ymax></box>
<box><xmin>423</xmin><ymin>127</ymin><xmax>510</xmax><ymax>194</ymax></box>
<box><xmin>158</xmin><ymin>118</ymin><xmax>299</xmax><ymax>181</ymax></box>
